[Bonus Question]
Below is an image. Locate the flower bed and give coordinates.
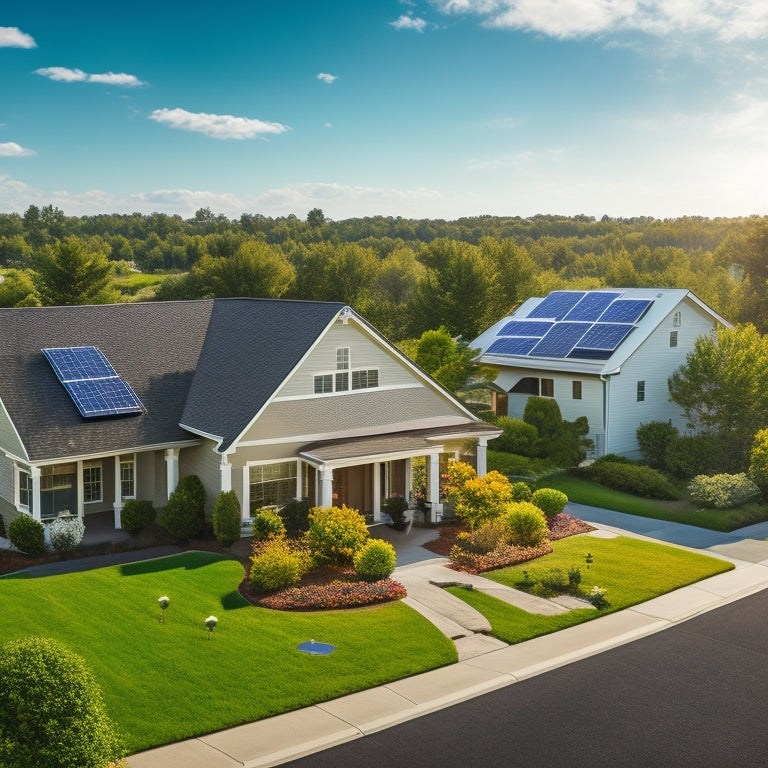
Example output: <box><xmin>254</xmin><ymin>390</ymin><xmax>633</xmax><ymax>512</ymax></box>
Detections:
<box><xmin>243</xmin><ymin>578</ymin><xmax>407</xmax><ymax>611</ymax></box>
<box><xmin>448</xmin><ymin>541</ymin><xmax>554</xmax><ymax>574</ymax></box>
<box><xmin>547</xmin><ymin>513</ymin><xmax>596</xmax><ymax>540</ymax></box>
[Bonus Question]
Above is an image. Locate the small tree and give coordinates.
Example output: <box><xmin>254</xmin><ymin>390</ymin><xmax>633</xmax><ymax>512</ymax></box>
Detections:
<box><xmin>212</xmin><ymin>491</ymin><xmax>241</xmax><ymax>547</ymax></box>
<box><xmin>161</xmin><ymin>475</ymin><xmax>206</xmax><ymax>543</ymax></box>
<box><xmin>0</xmin><ymin>636</ymin><xmax>124</xmax><ymax>768</ymax></box>
<box><xmin>637</xmin><ymin>421</ymin><xmax>679</xmax><ymax>469</ymax></box>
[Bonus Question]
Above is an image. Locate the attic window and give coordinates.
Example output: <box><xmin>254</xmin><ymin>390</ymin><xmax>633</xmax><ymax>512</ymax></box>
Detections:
<box><xmin>42</xmin><ymin>346</ymin><xmax>144</xmax><ymax>418</ymax></box>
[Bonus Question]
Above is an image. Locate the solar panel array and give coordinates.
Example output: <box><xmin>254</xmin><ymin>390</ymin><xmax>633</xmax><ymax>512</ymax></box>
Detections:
<box><xmin>42</xmin><ymin>346</ymin><xmax>144</xmax><ymax>418</ymax></box>
<box><xmin>486</xmin><ymin>290</ymin><xmax>653</xmax><ymax>361</ymax></box>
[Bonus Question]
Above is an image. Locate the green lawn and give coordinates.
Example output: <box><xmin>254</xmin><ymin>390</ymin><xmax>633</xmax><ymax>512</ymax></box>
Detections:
<box><xmin>0</xmin><ymin>552</ymin><xmax>456</xmax><ymax>753</ymax></box>
<box><xmin>538</xmin><ymin>473</ymin><xmax>768</xmax><ymax>531</ymax></box>
<box><xmin>447</xmin><ymin>535</ymin><xmax>733</xmax><ymax>645</ymax></box>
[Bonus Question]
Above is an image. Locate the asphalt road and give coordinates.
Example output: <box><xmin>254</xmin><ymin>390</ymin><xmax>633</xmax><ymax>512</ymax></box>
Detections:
<box><xmin>286</xmin><ymin>588</ymin><xmax>768</xmax><ymax>768</ymax></box>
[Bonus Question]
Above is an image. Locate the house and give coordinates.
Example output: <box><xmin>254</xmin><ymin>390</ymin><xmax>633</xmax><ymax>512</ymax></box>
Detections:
<box><xmin>472</xmin><ymin>288</ymin><xmax>731</xmax><ymax>458</ymax></box>
<box><xmin>0</xmin><ymin>298</ymin><xmax>500</xmax><ymax>531</ymax></box>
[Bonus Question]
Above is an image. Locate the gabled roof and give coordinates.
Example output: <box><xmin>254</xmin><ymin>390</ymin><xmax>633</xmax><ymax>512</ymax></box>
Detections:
<box><xmin>473</xmin><ymin>288</ymin><xmax>731</xmax><ymax>375</ymax></box>
<box><xmin>0</xmin><ymin>298</ymin><xmax>344</xmax><ymax>462</ymax></box>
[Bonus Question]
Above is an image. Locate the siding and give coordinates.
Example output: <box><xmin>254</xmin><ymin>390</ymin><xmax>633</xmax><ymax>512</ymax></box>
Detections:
<box><xmin>0</xmin><ymin>400</ymin><xmax>25</xmax><ymax>460</ymax></box>
<box><xmin>0</xmin><ymin>455</ymin><xmax>14</xmax><ymax>507</ymax></box>
<box><xmin>180</xmin><ymin>441</ymin><xmax>222</xmax><ymax>515</ymax></box>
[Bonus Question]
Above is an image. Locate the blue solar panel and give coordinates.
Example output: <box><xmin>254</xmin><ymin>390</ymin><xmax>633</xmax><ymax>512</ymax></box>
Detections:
<box><xmin>498</xmin><ymin>320</ymin><xmax>554</xmax><ymax>337</ymax></box>
<box><xmin>527</xmin><ymin>291</ymin><xmax>585</xmax><ymax>320</ymax></box>
<box><xmin>487</xmin><ymin>337</ymin><xmax>538</xmax><ymax>356</ymax></box>
<box><xmin>598</xmin><ymin>299</ymin><xmax>652</xmax><ymax>324</ymax></box>
<box><xmin>529</xmin><ymin>322</ymin><xmax>591</xmax><ymax>358</ymax></box>
<box><xmin>564</xmin><ymin>292</ymin><xmax>622</xmax><ymax>321</ymax></box>
<box><xmin>42</xmin><ymin>346</ymin><xmax>143</xmax><ymax>418</ymax></box>
<box><xmin>573</xmin><ymin>323</ymin><xmax>634</xmax><ymax>352</ymax></box>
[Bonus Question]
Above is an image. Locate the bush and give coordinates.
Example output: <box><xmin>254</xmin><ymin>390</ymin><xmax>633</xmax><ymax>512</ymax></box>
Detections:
<box><xmin>252</xmin><ymin>509</ymin><xmax>286</xmax><ymax>541</ymax></box>
<box><xmin>383</xmin><ymin>496</ymin><xmax>409</xmax><ymax>524</ymax></box>
<box><xmin>212</xmin><ymin>491</ymin><xmax>241</xmax><ymax>547</ymax></box>
<box><xmin>749</xmin><ymin>428</ymin><xmax>768</xmax><ymax>496</ymax></box>
<box><xmin>523</xmin><ymin>397</ymin><xmax>590</xmax><ymax>467</ymax></box>
<box><xmin>637</xmin><ymin>421</ymin><xmax>679</xmax><ymax>469</ymax></box>
<box><xmin>161</xmin><ymin>475</ymin><xmax>206</xmax><ymax>543</ymax></box>
<box><xmin>454</xmin><ymin>518</ymin><xmax>510</xmax><ymax>554</ymax></box>
<box><xmin>0</xmin><ymin>512</ymin><xmax>5</xmax><ymax>539</ymax></box>
<box><xmin>249</xmin><ymin>537</ymin><xmax>311</xmax><ymax>593</ymax></box>
<box><xmin>7</xmin><ymin>514</ymin><xmax>46</xmax><ymax>556</ymax></box>
<box><xmin>688</xmin><ymin>473</ymin><xmax>760</xmax><ymax>509</ymax></box>
<box><xmin>593</xmin><ymin>453</ymin><xmax>634</xmax><ymax>465</ymax></box>
<box><xmin>0</xmin><ymin>636</ymin><xmax>124</xmax><ymax>768</ymax></box>
<box><xmin>510</xmin><ymin>481</ymin><xmax>532</xmax><ymax>502</ymax></box>
<box><xmin>586</xmin><ymin>461</ymin><xmax>679</xmax><ymax>500</ymax></box>
<box><xmin>48</xmin><ymin>516</ymin><xmax>85</xmax><ymax>555</ymax></box>
<box><xmin>448</xmin><ymin>467</ymin><xmax>514</xmax><ymax>530</ymax></box>
<box><xmin>305</xmin><ymin>505</ymin><xmax>369</xmax><ymax>564</ymax></box>
<box><xmin>665</xmin><ymin>434</ymin><xmax>731</xmax><ymax>478</ymax></box>
<box><xmin>354</xmin><ymin>539</ymin><xmax>397</xmax><ymax>581</ymax></box>
<box><xmin>120</xmin><ymin>499</ymin><xmax>154</xmax><ymax>534</ymax></box>
<box><xmin>531</xmin><ymin>488</ymin><xmax>568</xmax><ymax>518</ymax></box>
<box><xmin>280</xmin><ymin>498</ymin><xmax>311</xmax><ymax>534</ymax></box>
<box><xmin>503</xmin><ymin>501</ymin><xmax>549</xmax><ymax>547</ymax></box>
<box><xmin>489</xmin><ymin>417</ymin><xmax>538</xmax><ymax>455</ymax></box>
<box><xmin>487</xmin><ymin>450</ymin><xmax>551</xmax><ymax>477</ymax></box>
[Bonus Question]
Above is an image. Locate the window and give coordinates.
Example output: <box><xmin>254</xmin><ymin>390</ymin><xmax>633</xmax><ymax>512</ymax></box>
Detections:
<box><xmin>572</xmin><ymin>380</ymin><xmax>582</xmax><ymax>400</ymax></box>
<box><xmin>41</xmin><ymin>463</ymin><xmax>75</xmax><ymax>491</ymax></box>
<box><xmin>83</xmin><ymin>461</ymin><xmax>102</xmax><ymax>503</ymax></box>
<box><xmin>673</xmin><ymin>311</ymin><xmax>681</xmax><ymax>327</ymax></box>
<box><xmin>120</xmin><ymin>455</ymin><xmax>135</xmax><ymax>499</ymax></box>
<box><xmin>314</xmin><ymin>374</ymin><xmax>333</xmax><ymax>394</ymax></box>
<box><xmin>351</xmin><ymin>369</ymin><xmax>379</xmax><ymax>390</ymax></box>
<box><xmin>249</xmin><ymin>461</ymin><xmax>297</xmax><ymax>513</ymax></box>
<box><xmin>19</xmin><ymin>470</ymin><xmax>31</xmax><ymax>508</ymax></box>
<box><xmin>669</xmin><ymin>331</ymin><xmax>678</xmax><ymax>348</ymax></box>
<box><xmin>541</xmin><ymin>378</ymin><xmax>554</xmax><ymax>398</ymax></box>
<box><xmin>335</xmin><ymin>371</ymin><xmax>349</xmax><ymax>391</ymax></box>
<box><xmin>637</xmin><ymin>380</ymin><xmax>645</xmax><ymax>402</ymax></box>
<box><xmin>510</xmin><ymin>377</ymin><xmax>539</xmax><ymax>395</ymax></box>
<box><xmin>315</xmin><ymin>348</ymin><xmax>378</xmax><ymax>394</ymax></box>
<box><xmin>336</xmin><ymin>347</ymin><xmax>350</xmax><ymax>370</ymax></box>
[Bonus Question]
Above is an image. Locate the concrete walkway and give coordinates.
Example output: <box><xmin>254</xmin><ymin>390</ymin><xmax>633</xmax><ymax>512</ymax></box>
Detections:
<box><xmin>126</xmin><ymin>507</ymin><xmax>768</xmax><ymax>768</ymax></box>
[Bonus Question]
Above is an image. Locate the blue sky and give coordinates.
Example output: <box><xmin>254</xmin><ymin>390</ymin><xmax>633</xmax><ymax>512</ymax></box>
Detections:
<box><xmin>2</xmin><ymin>1</ymin><xmax>768</xmax><ymax>220</ymax></box>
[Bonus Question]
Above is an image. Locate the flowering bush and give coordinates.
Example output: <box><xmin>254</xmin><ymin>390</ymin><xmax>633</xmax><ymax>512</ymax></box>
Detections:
<box><xmin>354</xmin><ymin>539</ymin><xmax>397</xmax><ymax>581</ymax></box>
<box><xmin>305</xmin><ymin>505</ymin><xmax>369</xmax><ymax>564</ymax></box>
<box><xmin>447</xmin><ymin>461</ymin><xmax>514</xmax><ymax>530</ymax></box>
<box><xmin>256</xmin><ymin>578</ymin><xmax>406</xmax><ymax>610</ymax></box>
<box><xmin>449</xmin><ymin>541</ymin><xmax>553</xmax><ymax>573</ymax></box>
<box><xmin>7</xmin><ymin>514</ymin><xmax>46</xmax><ymax>556</ymax></box>
<box><xmin>688</xmin><ymin>473</ymin><xmax>760</xmax><ymax>509</ymax></box>
<box><xmin>531</xmin><ymin>488</ymin><xmax>568</xmax><ymax>519</ymax></box>
<box><xmin>249</xmin><ymin>536</ymin><xmax>311</xmax><ymax>593</ymax></box>
<box><xmin>503</xmin><ymin>501</ymin><xmax>548</xmax><ymax>547</ymax></box>
<box><xmin>588</xmin><ymin>585</ymin><xmax>609</xmax><ymax>609</ymax></box>
<box><xmin>251</xmin><ymin>509</ymin><xmax>286</xmax><ymax>541</ymax></box>
<box><xmin>49</xmin><ymin>515</ymin><xmax>85</xmax><ymax>555</ymax></box>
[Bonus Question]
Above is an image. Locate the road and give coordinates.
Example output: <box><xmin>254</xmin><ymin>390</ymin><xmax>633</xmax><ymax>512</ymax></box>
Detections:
<box><xmin>286</xmin><ymin>587</ymin><xmax>768</xmax><ymax>768</ymax></box>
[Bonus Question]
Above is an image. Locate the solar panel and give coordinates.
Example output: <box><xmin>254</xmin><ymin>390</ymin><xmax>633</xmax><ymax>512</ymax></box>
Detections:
<box><xmin>486</xmin><ymin>337</ymin><xmax>538</xmax><ymax>356</ymax></box>
<box><xmin>527</xmin><ymin>291</ymin><xmax>585</xmax><ymax>320</ymax></box>
<box><xmin>42</xmin><ymin>346</ymin><xmax>143</xmax><ymax>418</ymax></box>
<box><xmin>573</xmin><ymin>323</ymin><xmax>634</xmax><ymax>352</ymax></box>
<box><xmin>529</xmin><ymin>322</ymin><xmax>591</xmax><ymax>358</ymax></box>
<box><xmin>498</xmin><ymin>320</ymin><xmax>554</xmax><ymax>337</ymax></box>
<box><xmin>598</xmin><ymin>299</ymin><xmax>652</xmax><ymax>324</ymax></box>
<box><xmin>564</xmin><ymin>291</ymin><xmax>622</xmax><ymax>321</ymax></box>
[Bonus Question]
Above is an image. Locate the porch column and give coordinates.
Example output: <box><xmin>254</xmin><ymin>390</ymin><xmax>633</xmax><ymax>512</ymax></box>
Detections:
<box><xmin>220</xmin><ymin>456</ymin><xmax>232</xmax><ymax>493</ymax></box>
<box><xmin>476</xmin><ymin>437</ymin><xmax>488</xmax><ymax>477</ymax></box>
<box><xmin>405</xmin><ymin>458</ymin><xmax>413</xmax><ymax>507</ymax></box>
<box><xmin>30</xmin><ymin>466</ymin><xmax>41</xmax><ymax>523</ymax></box>
<box><xmin>76</xmin><ymin>461</ymin><xmax>84</xmax><ymax>518</ymax></box>
<box><xmin>320</xmin><ymin>466</ymin><xmax>334</xmax><ymax>507</ymax></box>
<box><xmin>427</xmin><ymin>453</ymin><xmax>443</xmax><ymax>523</ymax></box>
<box><xmin>295</xmin><ymin>460</ymin><xmax>302</xmax><ymax>500</ymax></box>
<box><xmin>165</xmin><ymin>448</ymin><xmax>179</xmax><ymax>499</ymax></box>
<box><xmin>373</xmin><ymin>461</ymin><xmax>381</xmax><ymax>521</ymax></box>
<box><xmin>113</xmin><ymin>456</ymin><xmax>123</xmax><ymax>529</ymax></box>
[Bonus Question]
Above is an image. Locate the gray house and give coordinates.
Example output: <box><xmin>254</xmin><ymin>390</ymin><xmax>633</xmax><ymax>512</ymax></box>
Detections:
<box><xmin>0</xmin><ymin>298</ymin><xmax>499</xmax><ymax>530</ymax></box>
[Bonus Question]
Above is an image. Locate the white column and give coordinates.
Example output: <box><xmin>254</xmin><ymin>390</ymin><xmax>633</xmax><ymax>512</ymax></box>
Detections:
<box><xmin>31</xmin><ymin>466</ymin><xmax>41</xmax><ymax>523</ymax></box>
<box><xmin>165</xmin><ymin>448</ymin><xmax>179</xmax><ymax>499</ymax></box>
<box><xmin>372</xmin><ymin>462</ymin><xmax>381</xmax><ymax>521</ymax></box>
<box><xmin>405</xmin><ymin>458</ymin><xmax>413</xmax><ymax>506</ymax></box>
<box><xmin>113</xmin><ymin>456</ymin><xmax>122</xmax><ymax>529</ymax></box>
<box><xmin>320</xmin><ymin>467</ymin><xmax>334</xmax><ymax>507</ymax></box>
<box><xmin>427</xmin><ymin>453</ymin><xmax>443</xmax><ymax>523</ymax></box>
<box><xmin>295</xmin><ymin>460</ymin><xmax>302</xmax><ymax>500</ymax></box>
<box><xmin>76</xmin><ymin>460</ymin><xmax>84</xmax><ymax>518</ymax></box>
<box><xmin>220</xmin><ymin>456</ymin><xmax>232</xmax><ymax>493</ymax></box>
<box><xmin>476</xmin><ymin>438</ymin><xmax>488</xmax><ymax>477</ymax></box>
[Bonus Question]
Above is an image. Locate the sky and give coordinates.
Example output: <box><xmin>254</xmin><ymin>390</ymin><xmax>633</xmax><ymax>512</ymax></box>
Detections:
<box><xmin>2</xmin><ymin>0</ymin><xmax>768</xmax><ymax>222</ymax></box>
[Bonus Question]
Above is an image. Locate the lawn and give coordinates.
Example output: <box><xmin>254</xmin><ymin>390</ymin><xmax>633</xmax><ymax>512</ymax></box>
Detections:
<box><xmin>0</xmin><ymin>552</ymin><xmax>456</xmax><ymax>754</ymax></box>
<box><xmin>538</xmin><ymin>473</ymin><xmax>768</xmax><ymax>532</ymax></box>
<box><xmin>447</xmin><ymin>534</ymin><xmax>733</xmax><ymax>645</ymax></box>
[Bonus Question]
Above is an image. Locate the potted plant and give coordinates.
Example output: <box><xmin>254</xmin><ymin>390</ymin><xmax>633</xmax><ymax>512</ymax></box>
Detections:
<box><xmin>383</xmin><ymin>496</ymin><xmax>409</xmax><ymax>530</ymax></box>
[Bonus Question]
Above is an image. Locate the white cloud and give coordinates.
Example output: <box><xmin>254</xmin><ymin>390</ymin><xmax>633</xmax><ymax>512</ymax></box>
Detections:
<box><xmin>0</xmin><ymin>142</ymin><xmax>36</xmax><ymax>157</ymax></box>
<box><xmin>317</xmin><ymin>72</ymin><xmax>337</xmax><ymax>84</ymax></box>
<box><xmin>391</xmin><ymin>14</ymin><xmax>429</xmax><ymax>32</ymax></box>
<box><xmin>149</xmin><ymin>108</ymin><xmax>289</xmax><ymax>140</ymax></box>
<box><xmin>0</xmin><ymin>26</ymin><xmax>36</xmax><ymax>48</ymax></box>
<box><xmin>34</xmin><ymin>66</ymin><xmax>146</xmax><ymax>86</ymax></box>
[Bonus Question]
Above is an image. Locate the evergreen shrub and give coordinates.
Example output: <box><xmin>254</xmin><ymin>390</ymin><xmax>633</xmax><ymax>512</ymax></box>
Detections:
<box><xmin>489</xmin><ymin>416</ymin><xmax>538</xmax><ymax>455</ymax></box>
<box><xmin>280</xmin><ymin>498</ymin><xmax>311</xmax><ymax>534</ymax></box>
<box><xmin>251</xmin><ymin>509</ymin><xmax>286</xmax><ymax>541</ymax></box>
<box><xmin>120</xmin><ymin>499</ymin><xmax>154</xmax><ymax>534</ymax></box>
<box><xmin>637</xmin><ymin>421</ymin><xmax>679</xmax><ymax>469</ymax></box>
<box><xmin>161</xmin><ymin>475</ymin><xmax>206</xmax><ymax>543</ymax></box>
<box><xmin>503</xmin><ymin>501</ymin><xmax>549</xmax><ymax>547</ymax></box>
<box><xmin>7</xmin><ymin>515</ymin><xmax>46</xmax><ymax>556</ymax></box>
<box><xmin>212</xmin><ymin>491</ymin><xmax>241</xmax><ymax>546</ymax></box>
<box><xmin>510</xmin><ymin>481</ymin><xmax>532</xmax><ymax>501</ymax></box>
<box><xmin>353</xmin><ymin>539</ymin><xmax>397</xmax><ymax>581</ymax></box>
<box><xmin>665</xmin><ymin>435</ymin><xmax>731</xmax><ymax>478</ymax></box>
<box><xmin>586</xmin><ymin>461</ymin><xmax>679</xmax><ymax>500</ymax></box>
<box><xmin>531</xmin><ymin>488</ymin><xmax>568</xmax><ymax>518</ymax></box>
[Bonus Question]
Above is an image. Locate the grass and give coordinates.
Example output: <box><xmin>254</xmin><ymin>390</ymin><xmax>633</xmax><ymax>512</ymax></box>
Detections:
<box><xmin>447</xmin><ymin>535</ymin><xmax>733</xmax><ymax>645</ymax></box>
<box><xmin>538</xmin><ymin>473</ymin><xmax>768</xmax><ymax>532</ymax></box>
<box><xmin>0</xmin><ymin>552</ymin><xmax>456</xmax><ymax>754</ymax></box>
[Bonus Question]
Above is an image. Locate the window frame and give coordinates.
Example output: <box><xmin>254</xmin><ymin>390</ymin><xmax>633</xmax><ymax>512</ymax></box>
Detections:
<box><xmin>82</xmin><ymin>460</ymin><xmax>102</xmax><ymax>504</ymax></box>
<box><xmin>120</xmin><ymin>454</ymin><xmax>135</xmax><ymax>500</ymax></box>
<box><xmin>248</xmin><ymin>459</ymin><xmax>299</xmax><ymax>514</ymax></box>
<box><xmin>541</xmin><ymin>378</ymin><xmax>554</xmax><ymax>398</ymax></box>
<box><xmin>637</xmin><ymin>380</ymin><xmax>645</xmax><ymax>402</ymax></box>
<box><xmin>673</xmin><ymin>311</ymin><xmax>681</xmax><ymax>327</ymax></box>
<box><xmin>572</xmin><ymin>380</ymin><xmax>582</xmax><ymax>400</ymax></box>
<box><xmin>314</xmin><ymin>348</ymin><xmax>379</xmax><ymax>394</ymax></box>
<box><xmin>669</xmin><ymin>330</ymin><xmax>678</xmax><ymax>348</ymax></box>
<box><xmin>18</xmin><ymin>469</ymin><xmax>32</xmax><ymax>509</ymax></box>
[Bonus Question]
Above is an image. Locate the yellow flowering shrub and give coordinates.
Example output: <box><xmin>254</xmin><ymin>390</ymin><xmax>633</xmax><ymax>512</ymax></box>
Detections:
<box><xmin>305</xmin><ymin>505</ymin><xmax>370</xmax><ymax>564</ymax></box>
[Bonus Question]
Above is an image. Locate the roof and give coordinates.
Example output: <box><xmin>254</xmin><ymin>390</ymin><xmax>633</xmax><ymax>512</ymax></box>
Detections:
<box><xmin>472</xmin><ymin>288</ymin><xmax>731</xmax><ymax>376</ymax></box>
<box><xmin>0</xmin><ymin>298</ymin><xmax>344</xmax><ymax>462</ymax></box>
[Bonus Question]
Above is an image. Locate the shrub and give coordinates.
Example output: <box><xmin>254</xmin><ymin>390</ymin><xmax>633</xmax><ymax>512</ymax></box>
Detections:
<box><xmin>748</xmin><ymin>428</ymin><xmax>768</xmax><ymax>496</ymax></box>
<box><xmin>305</xmin><ymin>505</ymin><xmax>369</xmax><ymax>564</ymax></box>
<box><xmin>688</xmin><ymin>473</ymin><xmax>760</xmax><ymax>509</ymax></box>
<box><xmin>280</xmin><ymin>498</ymin><xmax>312</xmax><ymax>534</ymax></box>
<box><xmin>489</xmin><ymin>416</ymin><xmax>538</xmax><ymax>455</ymax></box>
<box><xmin>593</xmin><ymin>453</ymin><xmax>634</xmax><ymax>465</ymax></box>
<box><xmin>354</xmin><ymin>539</ymin><xmax>397</xmax><ymax>581</ymax></box>
<box><xmin>523</xmin><ymin>397</ymin><xmax>590</xmax><ymax>467</ymax></box>
<box><xmin>510</xmin><ymin>481</ymin><xmax>532</xmax><ymax>502</ymax></box>
<box><xmin>0</xmin><ymin>512</ymin><xmax>5</xmax><ymax>539</ymax></box>
<box><xmin>503</xmin><ymin>501</ymin><xmax>549</xmax><ymax>547</ymax></box>
<box><xmin>249</xmin><ymin>537</ymin><xmax>311</xmax><ymax>593</ymax></box>
<box><xmin>48</xmin><ymin>516</ymin><xmax>85</xmax><ymax>555</ymax></box>
<box><xmin>7</xmin><ymin>514</ymin><xmax>46</xmax><ymax>556</ymax></box>
<box><xmin>586</xmin><ymin>460</ymin><xmax>679</xmax><ymax>500</ymax></box>
<box><xmin>252</xmin><ymin>509</ymin><xmax>286</xmax><ymax>541</ymax></box>
<box><xmin>383</xmin><ymin>496</ymin><xmax>409</xmax><ymax>524</ymax></box>
<box><xmin>212</xmin><ymin>491</ymin><xmax>241</xmax><ymax>547</ymax></box>
<box><xmin>637</xmin><ymin>420</ymin><xmax>679</xmax><ymax>469</ymax></box>
<box><xmin>531</xmin><ymin>488</ymin><xmax>568</xmax><ymax>518</ymax></box>
<box><xmin>665</xmin><ymin>434</ymin><xmax>731</xmax><ymax>478</ymax></box>
<box><xmin>487</xmin><ymin>450</ymin><xmax>550</xmax><ymax>477</ymax></box>
<box><xmin>448</xmin><ymin>467</ymin><xmax>514</xmax><ymax>530</ymax></box>
<box><xmin>161</xmin><ymin>475</ymin><xmax>206</xmax><ymax>543</ymax></box>
<box><xmin>120</xmin><ymin>499</ymin><xmax>154</xmax><ymax>534</ymax></box>
<box><xmin>454</xmin><ymin>518</ymin><xmax>510</xmax><ymax>554</ymax></box>
<box><xmin>0</xmin><ymin>636</ymin><xmax>124</xmax><ymax>768</ymax></box>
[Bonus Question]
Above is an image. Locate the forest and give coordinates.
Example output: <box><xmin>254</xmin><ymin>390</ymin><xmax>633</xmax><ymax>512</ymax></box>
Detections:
<box><xmin>2</xmin><ymin>205</ymin><xmax>768</xmax><ymax>344</ymax></box>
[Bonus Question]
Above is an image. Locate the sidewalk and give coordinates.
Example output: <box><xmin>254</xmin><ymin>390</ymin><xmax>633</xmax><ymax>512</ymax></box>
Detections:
<box><xmin>127</xmin><ymin>506</ymin><xmax>768</xmax><ymax>768</ymax></box>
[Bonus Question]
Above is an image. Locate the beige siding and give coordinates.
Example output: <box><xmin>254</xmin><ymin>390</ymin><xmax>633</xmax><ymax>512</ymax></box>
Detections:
<box><xmin>0</xmin><ymin>454</ymin><xmax>13</xmax><ymax>507</ymax></box>
<box><xmin>0</xmin><ymin>401</ymin><xmax>25</xmax><ymax>460</ymax></box>
<box><xmin>180</xmin><ymin>441</ymin><xmax>222</xmax><ymax>514</ymax></box>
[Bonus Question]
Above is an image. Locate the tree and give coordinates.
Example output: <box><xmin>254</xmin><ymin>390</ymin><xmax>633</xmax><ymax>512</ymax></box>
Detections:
<box><xmin>668</xmin><ymin>323</ymin><xmax>768</xmax><ymax>465</ymax></box>
<box><xmin>0</xmin><ymin>636</ymin><xmax>124</xmax><ymax>768</ymax></box>
<box><xmin>32</xmin><ymin>235</ymin><xmax>118</xmax><ymax>305</ymax></box>
<box><xmin>0</xmin><ymin>269</ymin><xmax>40</xmax><ymax>307</ymax></box>
<box><xmin>307</xmin><ymin>207</ymin><xmax>325</xmax><ymax>228</ymax></box>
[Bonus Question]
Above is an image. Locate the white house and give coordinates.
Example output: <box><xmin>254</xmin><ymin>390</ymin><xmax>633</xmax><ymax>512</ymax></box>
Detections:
<box><xmin>472</xmin><ymin>288</ymin><xmax>731</xmax><ymax>458</ymax></box>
